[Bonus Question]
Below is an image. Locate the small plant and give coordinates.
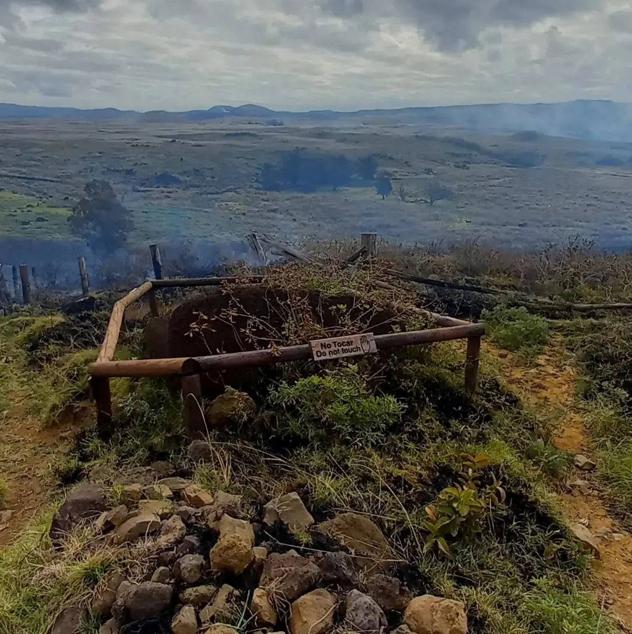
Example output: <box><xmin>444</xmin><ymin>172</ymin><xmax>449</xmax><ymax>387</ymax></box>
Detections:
<box><xmin>483</xmin><ymin>306</ymin><xmax>549</xmax><ymax>357</ymax></box>
<box><xmin>526</xmin><ymin>439</ymin><xmax>572</xmax><ymax>479</ymax></box>
<box><xmin>270</xmin><ymin>365</ymin><xmax>404</xmax><ymax>446</ymax></box>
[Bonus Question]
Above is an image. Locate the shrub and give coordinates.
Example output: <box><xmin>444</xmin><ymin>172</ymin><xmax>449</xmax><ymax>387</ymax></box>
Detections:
<box><xmin>483</xmin><ymin>306</ymin><xmax>549</xmax><ymax>357</ymax></box>
<box><xmin>270</xmin><ymin>365</ymin><xmax>404</xmax><ymax>446</ymax></box>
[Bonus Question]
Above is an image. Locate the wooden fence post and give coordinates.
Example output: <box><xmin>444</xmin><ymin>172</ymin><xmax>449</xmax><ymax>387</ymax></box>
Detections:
<box><xmin>464</xmin><ymin>335</ymin><xmax>482</xmax><ymax>395</ymax></box>
<box><xmin>19</xmin><ymin>265</ymin><xmax>31</xmax><ymax>305</ymax></box>
<box><xmin>361</xmin><ymin>233</ymin><xmax>378</xmax><ymax>258</ymax></box>
<box><xmin>78</xmin><ymin>256</ymin><xmax>90</xmax><ymax>297</ymax></box>
<box><xmin>181</xmin><ymin>374</ymin><xmax>206</xmax><ymax>439</ymax></box>
<box><xmin>12</xmin><ymin>265</ymin><xmax>19</xmax><ymax>299</ymax></box>
<box><xmin>0</xmin><ymin>265</ymin><xmax>9</xmax><ymax>304</ymax></box>
<box><xmin>91</xmin><ymin>376</ymin><xmax>113</xmax><ymax>438</ymax></box>
<box><xmin>149</xmin><ymin>244</ymin><xmax>163</xmax><ymax>280</ymax></box>
<box><xmin>147</xmin><ymin>289</ymin><xmax>160</xmax><ymax>317</ymax></box>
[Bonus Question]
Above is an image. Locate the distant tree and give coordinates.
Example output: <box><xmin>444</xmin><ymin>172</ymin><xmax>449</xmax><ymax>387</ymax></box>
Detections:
<box><xmin>375</xmin><ymin>174</ymin><xmax>393</xmax><ymax>200</ymax></box>
<box><xmin>422</xmin><ymin>181</ymin><xmax>455</xmax><ymax>206</ymax></box>
<box><xmin>69</xmin><ymin>180</ymin><xmax>133</xmax><ymax>252</ymax></box>
<box><xmin>357</xmin><ymin>155</ymin><xmax>379</xmax><ymax>181</ymax></box>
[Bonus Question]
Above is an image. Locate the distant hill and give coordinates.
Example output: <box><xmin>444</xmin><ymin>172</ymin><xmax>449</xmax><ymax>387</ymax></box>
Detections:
<box><xmin>1</xmin><ymin>99</ymin><xmax>632</xmax><ymax>142</ymax></box>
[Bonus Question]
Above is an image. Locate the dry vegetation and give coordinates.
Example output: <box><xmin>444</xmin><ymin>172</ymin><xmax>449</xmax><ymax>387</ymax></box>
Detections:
<box><xmin>1</xmin><ymin>246</ymin><xmax>632</xmax><ymax>633</ymax></box>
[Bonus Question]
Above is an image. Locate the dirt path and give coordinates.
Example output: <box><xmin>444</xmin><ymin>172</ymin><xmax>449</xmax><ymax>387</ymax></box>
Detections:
<box><xmin>488</xmin><ymin>338</ymin><xmax>632</xmax><ymax>632</ymax></box>
<box><xmin>0</xmin><ymin>346</ymin><xmax>84</xmax><ymax>546</ymax></box>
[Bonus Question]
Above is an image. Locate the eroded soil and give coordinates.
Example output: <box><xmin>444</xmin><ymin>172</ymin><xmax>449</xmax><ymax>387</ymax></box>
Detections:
<box><xmin>488</xmin><ymin>338</ymin><xmax>632</xmax><ymax>632</ymax></box>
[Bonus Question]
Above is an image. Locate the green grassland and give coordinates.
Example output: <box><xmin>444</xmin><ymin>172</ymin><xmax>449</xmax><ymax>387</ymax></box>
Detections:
<box><xmin>0</xmin><ymin>191</ymin><xmax>72</xmax><ymax>240</ymax></box>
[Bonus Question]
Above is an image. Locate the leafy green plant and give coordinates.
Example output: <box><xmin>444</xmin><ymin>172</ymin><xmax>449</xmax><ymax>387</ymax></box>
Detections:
<box><xmin>526</xmin><ymin>439</ymin><xmax>572</xmax><ymax>479</ymax></box>
<box><xmin>270</xmin><ymin>365</ymin><xmax>404</xmax><ymax>446</ymax></box>
<box><xmin>483</xmin><ymin>306</ymin><xmax>549</xmax><ymax>357</ymax></box>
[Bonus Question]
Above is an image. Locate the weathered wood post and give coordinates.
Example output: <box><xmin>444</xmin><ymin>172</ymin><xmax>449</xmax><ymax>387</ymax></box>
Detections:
<box><xmin>19</xmin><ymin>265</ymin><xmax>31</xmax><ymax>305</ymax></box>
<box><xmin>91</xmin><ymin>376</ymin><xmax>113</xmax><ymax>438</ymax></box>
<box><xmin>464</xmin><ymin>335</ymin><xmax>482</xmax><ymax>395</ymax></box>
<box><xmin>31</xmin><ymin>267</ymin><xmax>38</xmax><ymax>290</ymax></box>
<box><xmin>12</xmin><ymin>265</ymin><xmax>19</xmax><ymax>299</ymax></box>
<box><xmin>361</xmin><ymin>233</ymin><xmax>378</xmax><ymax>258</ymax></box>
<box><xmin>78</xmin><ymin>256</ymin><xmax>90</xmax><ymax>297</ymax></box>
<box><xmin>181</xmin><ymin>374</ymin><xmax>206</xmax><ymax>439</ymax></box>
<box><xmin>149</xmin><ymin>244</ymin><xmax>163</xmax><ymax>280</ymax></box>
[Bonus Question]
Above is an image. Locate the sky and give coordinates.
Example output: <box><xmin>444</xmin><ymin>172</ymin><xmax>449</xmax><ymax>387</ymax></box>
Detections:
<box><xmin>0</xmin><ymin>0</ymin><xmax>631</xmax><ymax>111</ymax></box>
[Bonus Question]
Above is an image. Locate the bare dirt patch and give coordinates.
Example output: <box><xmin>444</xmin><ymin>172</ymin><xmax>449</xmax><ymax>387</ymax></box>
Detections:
<box><xmin>488</xmin><ymin>338</ymin><xmax>632</xmax><ymax>632</ymax></box>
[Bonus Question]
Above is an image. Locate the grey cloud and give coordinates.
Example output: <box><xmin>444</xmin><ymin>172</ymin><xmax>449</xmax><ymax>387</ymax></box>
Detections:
<box><xmin>609</xmin><ymin>9</ymin><xmax>632</xmax><ymax>33</ymax></box>
<box><xmin>17</xmin><ymin>0</ymin><xmax>102</xmax><ymax>10</ymax></box>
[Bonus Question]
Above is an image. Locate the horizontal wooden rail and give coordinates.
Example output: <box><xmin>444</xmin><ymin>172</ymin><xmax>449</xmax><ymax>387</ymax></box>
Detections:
<box><xmin>89</xmin><ymin>323</ymin><xmax>484</xmax><ymax>378</ymax></box>
<box><xmin>152</xmin><ymin>276</ymin><xmax>263</xmax><ymax>288</ymax></box>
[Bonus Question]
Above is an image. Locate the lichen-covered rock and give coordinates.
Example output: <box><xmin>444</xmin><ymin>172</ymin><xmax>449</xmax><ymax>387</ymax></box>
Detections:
<box><xmin>144</xmin><ymin>483</ymin><xmax>174</xmax><ymax>500</ymax></box>
<box><xmin>345</xmin><ymin>589</ymin><xmax>387</xmax><ymax>633</ymax></box>
<box><xmin>172</xmin><ymin>605</ymin><xmax>198</xmax><ymax>634</ymax></box>
<box><xmin>188</xmin><ymin>439</ymin><xmax>213</xmax><ymax>462</ymax></box>
<box><xmin>316</xmin><ymin>513</ymin><xmax>392</xmax><ymax>570</ymax></box>
<box><xmin>113</xmin><ymin>513</ymin><xmax>161</xmax><ymax>544</ymax></box>
<box><xmin>250</xmin><ymin>587</ymin><xmax>278</xmax><ymax>627</ymax></box>
<box><xmin>316</xmin><ymin>551</ymin><xmax>357</xmax><ymax>587</ymax></box>
<box><xmin>174</xmin><ymin>554</ymin><xmax>206</xmax><ymax>584</ymax></box>
<box><xmin>210</xmin><ymin>515</ymin><xmax>255</xmax><ymax>575</ymax></box>
<box><xmin>119</xmin><ymin>483</ymin><xmax>143</xmax><ymax>506</ymax></box>
<box><xmin>263</xmin><ymin>492</ymin><xmax>314</xmax><ymax>533</ymax></box>
<box><xmin>180</xmin><ymin>584</ymin><xmax>218</xmax><ymax>607</ymax></box>
<box><xmin>289</xmin><ymin>589</ymin><xmax>336</xmax><ymax>634</ymax></box>
<box><xmin>260</xmin><ymin>550</ymin><xmax>321</xmax><ymax>602</ymax></box>
<box><xmin>50</xmin><ymin>483</ymin><xmax>107</xmax><ymax>543</ymax></box>
<box><xmin>204</xmin><ymin>626</ymin><xmax>237</xmax><ymax>634</ymax></box>
<box><xmin>206</xmin><ymin>388</ymin><xmax>256</xmax><ymax>429</ymax></box>
<box><xmin>139</xmin><ymin>498</ymin><xmax>174</xmax><ymax>519</ymax></box>
<box><xmin>365</xmin><ymin>574</ymin><xmax>412</xmax><ymax>612</ymax></box>
<box><xmin>206</xmin><ymin>490</ymin><xmax>244</xmax><ymax>521</ymax></box>
<box><xmin>404</xmin><ymin>596</ymin><xmax>467</xmax><ymax>634</ymax></box>
<box><xmin>182</xmin><ymin>485</ymin><xmax>214</xmax><ymax>508</ymax></box>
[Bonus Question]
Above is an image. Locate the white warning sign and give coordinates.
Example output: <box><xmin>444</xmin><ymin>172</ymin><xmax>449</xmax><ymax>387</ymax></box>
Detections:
<box><xmin>310</xmin><ymin>333</ymin><xmax>377</xmax><ymax>362</ymax></box>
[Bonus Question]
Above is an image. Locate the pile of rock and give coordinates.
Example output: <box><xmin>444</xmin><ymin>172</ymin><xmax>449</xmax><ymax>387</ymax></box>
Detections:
<box><xmin>49</xmin><ymin>479</ymin><xmax>468</xmax><ymax>634</ymax></box>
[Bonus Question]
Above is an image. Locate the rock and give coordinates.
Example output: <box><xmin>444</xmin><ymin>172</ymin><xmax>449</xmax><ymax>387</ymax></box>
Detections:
<box><xmin>174</xmin><ymin>554</ymin><xmax>206</xmax><ymax>584</ymax></box>
<box><xmin>204</xmin><ymin>626</ymin><xmax>237</xmax><ymax>634</ymax></box>
<box><xmin>570</xmin><ymin>523</ymin><xmax>601</xmax><ymax>559</ymax></box>
<box><xmin>365</xmin><ymin>575</ymin><xmax>412</xmax><ymax>612</ymax></box>
<box><xmin>99</xmin><ymin>617</ymin><xmax>120</xmax><ymax>634</ymax></box>
<box><xmin>316</xmin><ymin>513</ymin><xmax>392</xmax><ymax>570</ymax></box>
<box><xmin>172</xmin><ymin>605</ymin><xmax>198</xmax><ymax>634</ymax></box>
<box><xmin>207</xmin><ymin>490</ymin><xmax>244</xmax><ymax>520</ymax></box>
<box><xmin>139</xmin><ymin>498</ymin><xmax>174</xmax><ymax>519</ymax></box>
<box><xmin>150</xmin><ymin>460</ymin><xmax>174</xmax><ymax>478</ymax></box>
<box><xmin>316</xmin><ymin>551</ymin><xmax>357</xmax><ymax>587</ymax></box>
<box><xmin>260</xmin><ymin>550</ymin><xmax>321</xmax><ymax>602</ymax></box>
<box><xmin>206</xmin><ymin>388</ymin><xmax>256</xmax><ymax>429</ymax></box>
<box><xmin>404</xmin><ymin>596</ymin><xmax>467</xmax><ymax>634</ymax></box>
<box><xmin>155</xmin><ymin>514</ymin><xmax>187</xmax><ymax>549</ymax></box>
<box><xmin>50</xmin><ymin>606</ymin><xmax>86</xmax><ymax>633</ymax></box>
<box><xmin>210</xmin><ymin>515</ymin><xmax>255</xmax><ymax>575</ymax></box>
<box><xmin>113</xmin><ymin>513</ymin><xmax>161</xmax><ymax>544</ymax></box>
<box><xmin>264</xmin><ymin>492</ymin><xmax>314</xmax><ymax>533</ymax></box>
<box><xmin>183</xmin><ymin>484</ymin><xmax>214</xmax><ymax>508</ymax></box>
<box><xmin>251</xmin><ymin>588</ymin><xmax>278</xmax><ymax>627</ymax></box>
<box><xmin>119</xmin><ymin>483</ymin><xmax>143</xmax><ymax>505</ymax></box>
<box><xmin>289</xmin><ymin>589</ymin><xmax>336</xmax><ymax>634</ymax></box>
<box><xmin>159</xmin><ymin>477</ymin><xmax>192</xmax><ymax>493</ymax></box>
<box><xmin>50</xmin><ymin>483</ymin><xmax>107</xmax><ymax>543</ymax></box>
<box><xmin>574</xmin><ymin>455</ymin><xmax>596</xmax><ymax>471</ymax></box>
<box><xmin>151</xmin><ymin>566</ymin><xmax>172</xmax><ymax>583</ymax></box>
<box><xmin>200</xmin><ymin>584</ymin><xmax>241</xmax><ymax>625</ymax></box>
<box><xmin>116</xmin><ymin>581</ymin><xmax>173</xmax><ymax>622</ymax></box>
<box><xmin>144</xmin><ymin>483</ymin><xmax>173</xmax><ymax>500</ymax></box>
<box><xmin>96</xmin><ymin>505</ymin><xmax>128</xmax><ymax>533</ymax></box>
<box><xmin>180</xmin><ymin>584</ymin><xmax>218</xmax><ymax>607</ymax></box>
<box><xmin>189</xmin><ymin>439</ymin><xmax>213</xmax><ymax>462</ymax></box>
<box><xmin>177</xmin><ymin>534</ymin><xmax>202</xmax><ymax>556</ymax></box>
<box><xmin>345</xmin><ymin>589</ymin><xmax>387</xmax><ymax>633</ymax></box>
<box><xmin>390</xmin><ymin>625</ymin><xmax>413</xmax><ymax>634</ymax></box>
<box><xmin>568</xmin><ymin>479</ymin><xmax>592</xmax><ymax>495</ymax></box>
<box><xmin>176</xmin><ymin>506</ymin><xmax>200</xmax><ymax>525</ymax></box>
<box><xmin>91</xmin><ymin>571</ymin><xmax>125</xmax><ymax>617</ymax></box>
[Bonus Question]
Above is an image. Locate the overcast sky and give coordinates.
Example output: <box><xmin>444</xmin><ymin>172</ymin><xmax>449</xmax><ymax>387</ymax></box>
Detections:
<box><xmin>1</xmin><ymin>0</ymin><xmax>631</xmax><ymax>111</ymax></box>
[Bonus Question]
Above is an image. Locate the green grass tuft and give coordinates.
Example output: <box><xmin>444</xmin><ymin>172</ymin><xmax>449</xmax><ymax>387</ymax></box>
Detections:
<box><xmin>483</xmin><ymin>306</ymin><xmax>550</xmax><ymax>358</ymax></box>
